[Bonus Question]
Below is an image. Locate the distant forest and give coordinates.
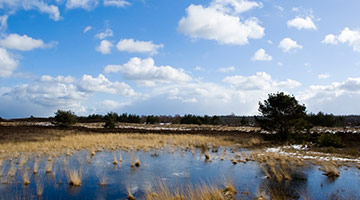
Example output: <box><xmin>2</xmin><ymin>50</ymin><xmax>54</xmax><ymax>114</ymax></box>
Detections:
<box><xmin>2</xmin><ymin>112</ymin><xmax>360</xmax><ymax>127</ymax></box>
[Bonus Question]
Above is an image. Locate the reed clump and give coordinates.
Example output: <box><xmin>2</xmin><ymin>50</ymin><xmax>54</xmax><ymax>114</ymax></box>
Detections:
<box><xmin>254</xmin><ymin>152</ymin><xmax>305</xmax><ymax>182</ymax></box>
<box><xmin>127</xmin><ymin>184</ymin><xmax>136</xmax><ymax>200</ymax></box>
<box><xmin>23</xmin><ymin>171</ymin><xmax>30</xmax><ymax>185</ymax></box>
<box><xmin>33</xmin><ymin>160</ymin><xmax>38</xmax><ymax>174</ymax></box>
<box><xmin>45</xmin><ymin>160</ymin><xmax>53</xmax><ymax>173</ymax></box>
<box><xmin>145</xmin><ymin>180</ymin><xmax>236</xmax><ymax>200</ymax></box>
<box><xmin>319</xmin><ymin>162</ymin><xmax>340</xmax><ymax>178</ymax></box>
<box><xmin>69</xmin><ymin>169</ymin><xmax>81</xmax><ymax>186</ymax></box>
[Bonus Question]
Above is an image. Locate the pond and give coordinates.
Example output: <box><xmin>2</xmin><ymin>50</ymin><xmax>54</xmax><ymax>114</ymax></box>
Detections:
<box><xmin>0</xmin><ymin>147</ymin><xmax>359</xmax><ymax>199</ymax></box>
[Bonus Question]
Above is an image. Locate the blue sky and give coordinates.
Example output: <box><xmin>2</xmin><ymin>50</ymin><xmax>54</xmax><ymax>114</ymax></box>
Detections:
<box><xmin>1</xmin><ymin>0</ymin><xmax>360</xmax><ymax>118</ymax></box>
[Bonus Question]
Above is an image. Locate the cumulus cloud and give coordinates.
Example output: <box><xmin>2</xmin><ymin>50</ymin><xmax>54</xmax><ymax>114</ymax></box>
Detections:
<box><xmin>125</xmin><ymin>71</ymin><xmax>302</xmax><ymax>116</ymax></box>
<box><xmin>96</xmin><ymin>40</ymin><xmax>113</xmax><ymax>54</ymax></box>
<box><xmin>322</xmin><ymin>27</ymin><xmax>360</xmax><ymax>52</ymax></box>
<box><xmin>2</xmin><ymin>73</ymin><xmax>137</xmax><ymax>116</ymax></box>
<box><xmin>104</xmin><ymin>57</ymin><xmax>191</xmax><ymax>86</ymax></box>
<box><xmin>95</xmin><ymin>28</ymin><xmax>113</xmax><ymax>39</ymax></box>
<box><xmin>219</xmin><ymin>66</ymin><xmax>235</xmax><ymax>73</ymax></box>
<box><xmin>210</xmin><ymin>0</ymin><xmax>262</xmax><ymax>15</ymax></box>
<box><xmin>104</xmin><ymin>0</ymin><xmax>130</xmax><ymax>7</ymax></box>
<box><xmin>5</xmin><ymin>75</ymin><xmax>87</xmax><ymax>109</ymax></box>
<box><xmin>0</xmin><ymin>34</ymin><xmax>56</xmax><ymax>51</ymax></box>
<box><xmin>278</xmin><ymin>37</ymin><xmax>302</xmax><ymax>53</ymax></box>
<box><xmin>287</xmin><ymin>16</ymin><xmax>317</xmax><ymax>30</ymax></box>
<box><xmin>223</xmin><ymin>72</ymin><xmax>301</xmax><ymax>91</ymax></box>
<box><xmin>0</xmin><ymin>0</ymin><xmax>60</xmax><ymax>21</ymax></box>
<box><xmin>78</xmin><ymin>74</ymin><xmax>136</xmax><ymax>97</ymax></box>
<box><xmin>116</xmin><ymin>39</ymin><xmax>164</xmax><ymax>55</ymax></box>
<box><xmin>0</xmin><ymin>48</ymin><xmax>18</xmax><ymax>78</ymax></box>
<box><xmin>251</xmin><ymin>48</ymin><xmax>272</xmax><ymax>61</ymax></box>
<box><xmin>83</xmin><ymin>26</ymin><xmax>92</xmax><ymax>33</ymax></box>
<box><xmin>318</xmin><ymin>73</ymin><xmax>330</xmax><ymax>79</ymax></box>
<box><xmin>178</xmin><ymin>0</ymin><xmax>264</xmax><ymax>45</ymax></box>
<box><xmin>298</xmin><ymin>77</ymin><xmax>360</xmax><ymax>114</ymax></box>
<box><xmin>66</xmin><ymin>0</ymin><xmax>98</xmax><ymax>10</ymax></box>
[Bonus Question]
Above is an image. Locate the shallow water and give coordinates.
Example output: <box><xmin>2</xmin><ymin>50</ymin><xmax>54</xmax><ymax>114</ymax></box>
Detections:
<box><xmin>0</xmin><ymin>147</ymin><xmax>359</xmax><ymax>199</ymax></box>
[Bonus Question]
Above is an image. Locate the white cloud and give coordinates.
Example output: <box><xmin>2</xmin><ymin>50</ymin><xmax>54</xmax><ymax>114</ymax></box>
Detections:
<box><xmin>0</xmin><ymin>15</ymin><xmax>8</xmax><ymax>31</ymax></box>
<box><xmin>178</xmin><ymin>1</ymin><xmax>264</xmax><ymax>45</ymax></box>
<box><xmin>104</xmin><ymin>57</ymin><xmax>192</xmax><ymax>85</ymax></box>
<box><xmin>251</xmin><ymin>48</ymin><xmax>272</xmax><ymax>61</ymax></box>
<box><xmin>318</xmin><ymin>73</ymin><xmax>330</xmax><ymax>79</ymax></box>
<box><xmin>83</xmin><ymin>26</ymin><xmax>92</xmax><ymax>33</ymax></box>
<box><xmin>223</xmin><ymin>72</ymin><xmax>301</xmax><ymax>91</ymax></box>
<box><xmin>104</xmin><ymin>0</ymin><xmax>130</xmax><ymax>7</ymax></box>
<box><xmin>219</xmin><ymin>66</ymin><xmax>235</xmax><ymax>73</ymax></box>
<box><xmin>66</xmin><ymin>0</ymin><xmax>98</xmax><ymax>10</ymax></box>
<box><xmin>95</xmin><ymin>28</ymin><xmax>113</xmax><ymax>39</ymax></box>
<box><xmin>298</xmin><ymin>77</ymin><xmax>360</xmax><ymax>114</ymax></box>
<box><xmin>322</xmin><ymin>27</ymin><xmax>360</xmax><ymax>52</ymax></box>
<box><xmin>0</xmin><ymin>34</ymin><xmax>56</xmax><ymax>51</ymax></box>
<box><xmin>194</xmin><ymin>66</ymin><xmax>204</xmax><ymax>71</ymax></box>
<box><xmin>322</xmin><ymin>34</ymin><xmax>337</xmax><ymax>45</ymax></box>
<box><xmin>0</xmin><ymin>0</ymin><xmax>61</xmax><ymax>21</ymax></box>
<box><xmin>210</xmin><ymin>0</ymin><xmax>262</xmax><ymax>15</ymax></box>
<box><xmin>287</xmin><ymin>16</ymin><xmax>316</xmax><ymax>30</ymax></box>
<box><xmin>96</xmin><ymin>40</ymin><xmax>113</xmax><ymax>54</ymax></box>
<box><xmin>78</xmin><ymin>74</ymin><xmax>136</xmax><ymax>97</ymax></box>
<box><xmin>0</xmin><ymin>48</ymin><xmax>18</xmax><ymax>78</ymax></box>
<box><xmin>2</xmin><ymin>73</ymin><xmax>137</xmax><ymax>115</ymax></box>
<box><xmin>116</xmin><ymin>39</ymin><xmax>164</xmax><ymax>55</ymax></box>
<box><xmin>278</xmin><ymin>37</ymin><xmax>302</xmax><ymax>53</ymax></box>
<box><xmin>5</xmin><ymin>75</ymin><xmax>87</xmax><ymax>108</ymax></box>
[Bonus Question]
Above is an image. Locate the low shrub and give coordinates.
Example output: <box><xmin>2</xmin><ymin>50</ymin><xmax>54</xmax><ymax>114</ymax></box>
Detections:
<box><xmin>54</xmin><ymin>110</ymin><xmax>77</xmax><ymax>127</ymax></box>
<box><xmin>317</xmin><ymin>133</ymin><xmax>343</xmax><ymax>148</ymax></box>
<box><xmin>104</xmin><ymin>112</ymin><xmax>118</xmax><ymax>128</ymax></box>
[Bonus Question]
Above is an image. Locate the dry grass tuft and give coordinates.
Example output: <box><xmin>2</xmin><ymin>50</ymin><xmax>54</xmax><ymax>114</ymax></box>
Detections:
<box><xmin>113</xmin><ymin>154</ymin><xmax>118</xmax><ymax>165</ymax></box>
<box><xmin>45</xmin><ymin>160</ymin><xmax>53</xmax><ymax>173</ymax></box>
<box><xmin>254</xmin><ymin>152</ymin><xmax>305</xmax><ymax>182</ymax></box>
<box><xmin>23</xmin><ymin>171</ymin><xmax>30</xmax><ymax>185</ymax></box>
<box><xmin>319</xmin><ymin>163</ymin><xmax>340</xmax><ymax>178</ymax></box>
<box><xmin>145</xmin><ymin>179</ymin><xmax>236</xmax><ymax>200</ymax></box>
<box><xmin>33</xmin><ymin>160</ymin><xmax>38</xmax><ymax>174</ymax></box>
<box><xmin>99</xmin><ymin>173</ymin><xmax>107</xmax><ymax>186</ymax></box>
<box><xmin>7</xmin><ymin>162</ymin><xmax>16</xmax><ymax>177</ymax></box>
<box><xmin>231</xmin><ymin>158</ymin><xmax>237</xmax><ymax>165</ymax></box>
<box><xmin>69</xmin><ymin>169</ymin><xmax>82</xmax><ymax>186</ymax></box>
<box><xmin>130</xmin><ymin>152</ymin><xmax>140</xmax><ymax>168</ymax></box>
<box><xmin>127</xmin><ymin>184</ymin><xmax>136</xmax><ymax>200</ymax></box>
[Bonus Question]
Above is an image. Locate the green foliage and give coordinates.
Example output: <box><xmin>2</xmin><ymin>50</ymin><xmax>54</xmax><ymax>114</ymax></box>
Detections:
<box><xmin>118</xmin><ymin>113</ymin><xmax>141</xmax><ymax>123</ymax></box>
<box><xmin>256</xmin><ymin>92</ymin><xmax>310</xmax><ymax>141</ymax></box>
<box><xmin>317</xmin><ymin>133</ymin><xmax>343</xmax><ymax>148</ymax></box>
<box><xmin>240</xmin><ymin>117</ymin><xmax>249</xmax><ymax>126</ymax></box>
<box><xmin>54</xmin><ymin>110</ymin><xmax>77</xmax><ymax>127</ymax></box>
<box><xmin>308</xmin><ymin>112</ymin><xmax>345</xmax><ymax>127</ymax></box>
<box><xmin>104</xmin><ymin>112</ymin><xmax>118</xmax><ymax>128</ymax></box>
<box><xmin>180</xmin><ymin>114</ymin><xmax>221</xmax><ymax>125</ymax></box>
<box><xmin>146</xmin><ymin>115</ymin><xmax>160</xmax><ymax>124</ymax></box>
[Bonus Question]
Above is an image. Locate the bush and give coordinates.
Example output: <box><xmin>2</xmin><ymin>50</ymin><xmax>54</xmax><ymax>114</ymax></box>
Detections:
<box><xmin>104</xmin><ymin>112</ymin><xmax>118</xmax><ymax>128</ymax></box>
<box><xmin>54</xmin><ymin>110</ymin><xmax>77</xmax><ymax>127</ymax></box>
<box><xmin>317</xmin><ymin>133</ymin><xmax>343</xmax><ymax>148</ymax></box>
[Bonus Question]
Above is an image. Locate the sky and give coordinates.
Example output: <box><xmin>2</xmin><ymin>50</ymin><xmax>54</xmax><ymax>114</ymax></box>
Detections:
<box><xmin>1</xmin><ymin>0</ymin><xmax>360</xmax><ymax>118</ymax></box>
